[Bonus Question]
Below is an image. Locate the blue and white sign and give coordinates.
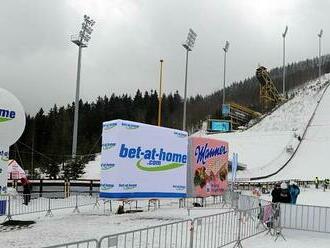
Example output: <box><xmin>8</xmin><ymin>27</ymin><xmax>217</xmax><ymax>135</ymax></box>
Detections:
<box><xmin>0</xmin><ymin>146</ymin><xmax>9</xmax><ymax>194</ymax></box>
<box><xmin>222</xmin><ymin>104</ymin><xmax>230</xmax><ymax>117</ymax></box>
<box><xmin>0</xmin><ymin>88</ymin><xmax>26</xmax><ymax>194</ymax></box>
<box><xmin>231</xmin><ymin>153</ymin><xmax>238</xmax><ymax>190</ymax></box>
<box><xmin>100</xmin><ymin>120</ymin><xmax>188</xmax><ymax>199</ymax></box>
<box><xmin>208</xmin><ymin>120</ymin><xmax>231</xmax><ymax>132</ymax></box>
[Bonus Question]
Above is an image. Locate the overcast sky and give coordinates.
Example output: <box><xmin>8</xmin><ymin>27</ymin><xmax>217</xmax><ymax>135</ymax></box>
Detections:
<box><xmin>1</xmin><ymin>0</ymin><xmax>329</xmax><ymax>115</ymax></box>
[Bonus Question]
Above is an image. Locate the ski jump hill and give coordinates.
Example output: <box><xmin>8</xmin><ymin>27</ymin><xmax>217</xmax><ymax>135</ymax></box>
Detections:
<box><xmin>83</xmin><ymin>74</ymin><xmax>330</xmax><ymax>182</ymax></box>
<box><xmin>199</xmin><ymin>74</ymin><xmax>330</xmax><ymax>182</ymax></box>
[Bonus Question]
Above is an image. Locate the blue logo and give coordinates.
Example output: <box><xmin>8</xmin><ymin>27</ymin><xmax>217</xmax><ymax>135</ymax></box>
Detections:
<box><xmin>103</xmin><ymin>123</ymin><xmax>117</xmax><ymax>130</ymax></box>
<box><xmin>0</xmin><ymin>150</ymin><xmax>9</xmax><ymax>161</ymax></box>
<box><xmin>101</xmin><ymin>163</ymin><xmax>115</xmax><ymax>170</ymax></box>
<box><xmin>119</xmin><ymin>184</ymin><xmax>137</xmax><ymax>190</ymax></box>
<box><xmin>174</xmin><ymin>131</ymin><xmax>187</xmax><ymax>138</ymax></box>
<box><xmin>0</xmin><ymin>108</ymin><xmax>16</xmax><ymax>123</ymax></box>
<box><xmin>102</xmin><ymin>143</ymin><xmax>116</xmax><ymax>150</ymax></box>
<box><xmin>173</xmin><ymin>185</ymin><xmax>186</xmax><ymax>191</ymax></box>
<box><xmin>195</xmin><ymin>143</ymin><xmax>228</xmax><ymax>165</ymax></box>
<box><xmin>122</xmin><ymin>122</ymin><xmax>139</xmax><ymax>129</ymax></box>
<box><xmin>119</xmin><ymin>144</ymin><xmax>187</xmax><ymax>171</ymax></box>
<box><xmin>100</xmin><ymin>184</ymin><xmax>114</xmax><ymax>190</ymax></box>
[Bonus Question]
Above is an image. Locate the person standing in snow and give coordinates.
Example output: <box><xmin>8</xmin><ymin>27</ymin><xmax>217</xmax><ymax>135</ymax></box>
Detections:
<box><xmin>323</xmin><ymin>178</ymin><xmax>330</xmax><ymax>191</ymax></box>
<box><xmin>315</xmin><ymin>177</ymin><xmax>320</xmax><ymax>189</ymax></box>
<box><xmin>21</xmin><ymin>177</ymin><xmax>31</xmax><ymax>205</ymax></box>
<box><xmin>271</xmin><ymin>183</ymin><xmax>281</xmax><ymax>203</ymax></box>
<box><xmin>279</xmin><ymin>182</ymin><xmax>291</xmax><ymax>203</ymax></box>
<box><xmin>288</xmin><ymin>181</ymin><xmax>300</xmax><ymax>204</ymax></box>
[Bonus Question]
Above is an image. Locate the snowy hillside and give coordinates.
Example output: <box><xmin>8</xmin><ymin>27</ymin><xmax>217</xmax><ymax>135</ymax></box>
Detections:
<box><xmin>81</xmin><ymin>155</ymin><xmax>101</xmax><ymax>179</ymax></box>
<box><xmin>201</xmin><ymin>74</ymin><xmax>330</xmax><ymax>180</ymax></box>
<box><xmin>268</xmin><ymin>76</ymin><xmax>330</xmax><ymax>181</ymax></box>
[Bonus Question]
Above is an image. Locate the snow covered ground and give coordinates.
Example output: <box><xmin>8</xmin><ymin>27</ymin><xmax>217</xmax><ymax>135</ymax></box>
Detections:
<box><xmin>236</xmin><ymin>229</ymin><xmax>330</xmax><ymax>248</ymax></box>
<box><xmin>1</xmin><ymin>188</ymin><xmax>330</xmax><ymax>247</ymax></box>
<box><xmin>0</xmin><ymin>199</ymin><xmax>229</xmax><ymax>248</ymax></box>
<box><xmin>81</xmin><ymin>154</ymin><xmax>101</xmax><ymax>180</ymax></box>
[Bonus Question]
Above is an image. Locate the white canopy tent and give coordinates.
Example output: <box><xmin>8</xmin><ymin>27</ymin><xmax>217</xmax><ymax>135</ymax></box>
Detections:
<box><xmin>7</xmin><ymin>159</ymin><xmax>26</xmax><ymax>180</ymax></box>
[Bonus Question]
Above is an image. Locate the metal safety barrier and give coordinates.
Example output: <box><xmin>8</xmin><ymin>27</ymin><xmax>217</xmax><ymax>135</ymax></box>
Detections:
<box><xmin>192</xmin><ymin>210</ymin><xmax>237</xmax><ymax>247</ymax></box>
<box><xmin>99</xmin><ymin>219</ymin><xmax>192</xmax><ymax>248</ymax></box>
<box><xmin>44</xmin><ymin>203</ymin><xmax>273</xmax><ymax>248</ymax></box>
<box><xmin>44</xmin><ymin>239</ymin><xmax>99</xmax><ymax>248</ymax></box>
<box><xmin>280</xmin><ymin>203</ymin><xmax>330</xmax><ymax>233</ymax></box>
<box><xmin>1</xmin><ymin>192</ymin><xmax>97</xmax><ymax>219</ymax></box>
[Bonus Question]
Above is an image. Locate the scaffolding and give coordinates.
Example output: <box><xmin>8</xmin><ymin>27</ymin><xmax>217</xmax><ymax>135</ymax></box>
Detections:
<box><xmin>256</xmin><ymin>66</ymin><xmax>283</xmax><ymax>112</ymax></box>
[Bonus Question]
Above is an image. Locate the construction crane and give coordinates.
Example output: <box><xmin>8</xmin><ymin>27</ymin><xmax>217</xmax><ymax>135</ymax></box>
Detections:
<box><xmin>256</xmin><ymin>66</ymin><xmax>283</xmax><ymax>111</ymax></box>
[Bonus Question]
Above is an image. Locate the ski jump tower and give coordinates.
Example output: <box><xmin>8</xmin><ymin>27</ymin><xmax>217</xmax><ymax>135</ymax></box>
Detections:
<box><xmin>256</xmin><ymin>66</ymin><xmax>282</xmax><ymax>112</ymax></box>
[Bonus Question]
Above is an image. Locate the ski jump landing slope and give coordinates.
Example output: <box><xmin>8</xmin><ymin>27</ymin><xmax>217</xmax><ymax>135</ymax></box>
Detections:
<box><xmin>197</xmin><ymin>75</ymin><xmax>330</xmax><ymax>181</ymax></box>
<box><xmin>268</xmin><ymin>80</ymin><xmax>330</xmax><ymax>181</ymax></box>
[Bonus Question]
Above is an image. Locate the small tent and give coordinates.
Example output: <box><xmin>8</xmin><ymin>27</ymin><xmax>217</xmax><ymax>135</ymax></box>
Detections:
<box><xmin>7</xmin><ymin>160</ymin><xmax>26</xmax><ymax>180</ymax></box>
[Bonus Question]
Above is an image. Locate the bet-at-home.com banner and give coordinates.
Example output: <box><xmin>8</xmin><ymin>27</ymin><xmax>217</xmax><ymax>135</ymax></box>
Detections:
<box><xmin>189</xmin><ymin>137</ymin><xmax>228</xmax><ymax>197</ymax></box>
<box><xmin>0</xmin><ymin>145</ymin><xmax>9</xmax><ymax>194</ymax></box>
<box><xmin>100</xmin><ymin>120</ymin><xmax>188</xmax><ymax>199</ymax></box>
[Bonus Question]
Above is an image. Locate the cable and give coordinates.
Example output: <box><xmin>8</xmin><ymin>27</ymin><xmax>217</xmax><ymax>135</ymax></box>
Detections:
<box><xmin>17</xmin><ymin>141</ymin><xmax>57</xmax><ymax>163</ymax></box>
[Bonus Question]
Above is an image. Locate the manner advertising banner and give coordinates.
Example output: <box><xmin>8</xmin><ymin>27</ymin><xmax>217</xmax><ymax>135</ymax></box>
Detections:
<box><xmin>0</xmin><ymin>145</ymin><xmax>9</xmax><ymax>194</ymax></box>
<box><xmin>100</xmin><ymin>120</ymin><xmax>188</xmax><ymax>199</ymax></box>
<box><xmin>190</xmin><ymin>137</ymin><xmax>228</xmax><ymax>197</ymax></box>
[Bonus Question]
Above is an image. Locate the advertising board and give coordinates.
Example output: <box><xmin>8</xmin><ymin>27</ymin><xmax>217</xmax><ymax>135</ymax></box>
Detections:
<box><xmin>222</xmin><ymin>104</ymin><xmax>230</xmax><ymax>117</ymax></box>
<box><xmin>0</xmin><ymin>146</ymin><xmax>9</xmax><ymax>194</ymax></box>
<box><xmin>0</xmin><ymin>88</ymin><xmax>26</xmax><ymax>194</ymax></box>
<box><xmin>189</xmin><ymin>137</ymin><xmax>228</xmax><ymax>197</ymax></box>
<box><xmin>209</xmin><ymin>120</ymin><xmax>231</xmax><ymax>132</ymax></box>
<box><xmin>100</xmin><ymin>120</ymin><xmax>188</xmax><ymax>199</ymax></box>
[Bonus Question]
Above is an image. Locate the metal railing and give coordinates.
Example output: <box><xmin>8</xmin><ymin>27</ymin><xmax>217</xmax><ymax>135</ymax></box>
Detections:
<box><xmin>192</xmin><ymin>210</ymin><xmax>237</xmax><ymax>247</ymax></box>
<box><xmin>280</xmin><ymin>203</ymin><xmax>330</xmax><ymax>233</ymax></box>
<box><xmin>44</xmin><ymin>203</ymin><xmax>272</xmax><ymax>248</ymax></box>
<box><xmin>44</xmin><ymin>239</ymin><xmax>99</xmax><ymax>248</ymax></box>
<box><xmin>1</xmin><ymin>192</ymin><xmax>97</xmax><ymax>219</ymax></box>
<box><xmin>99</xmin><ymin>219</ymin><xmax>192</xmax><ymax>248</ymax></box>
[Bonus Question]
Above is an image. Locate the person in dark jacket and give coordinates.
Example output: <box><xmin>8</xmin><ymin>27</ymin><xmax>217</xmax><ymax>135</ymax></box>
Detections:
<box><xmin>271</xmin><ymin>183</ymin><xmax>281</xmax><ymax>203</ymax></box>
<box><xmin>323</xmin><ymin>178</ymin><xmax>330</xmax><ymax>191</ymax></box>
<box><xmin>279</xmin><ymin>182</ymin><xmax>291</xmax><ymax>203</ymax></box>
<box><xmin>288</xmin><ymin>181</ymin><xmax>300</xmax><ymax>204</ymax></box>
<box><xmin>21</xmin><ymin>177</ymin><xmax>31</xmax><ymax>205</ymax></box>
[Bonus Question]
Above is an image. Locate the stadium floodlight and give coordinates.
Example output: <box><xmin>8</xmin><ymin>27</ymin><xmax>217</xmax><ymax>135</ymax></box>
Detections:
<box><xmin>282</xmin><ymin>25</ymin><xmax>288</xmax><ymax>97</ymax></box>
<box><xmin>282</xmin><ymin>26</ymin><xmax>288</xmax><ymax>38</ymax></box>
<box><xmin>71</xmin><ymin>15</ymin><xmax>95</xmax><ymax>158</ymax></box>
<box><xmin>182</xmin><ymin>28</ymin><xmax>197</xmax><ymax>131</ymax></box>
<box><xmin>318</xmin><ymin>29</ymin><xmax>323</xmax><ymax>82</ymax></box>
<box><xmin>222</xmin><ymin>41</ymin><xmax>230</xmax><ymax>105</ymax></box>
<box><xmin>158</xmin><ymin>59</ymin><xmax>164</xmax><ymax>127</ymax></box>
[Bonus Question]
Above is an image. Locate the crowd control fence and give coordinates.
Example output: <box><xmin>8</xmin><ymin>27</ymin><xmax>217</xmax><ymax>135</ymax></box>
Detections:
<box><xmin>280</xmin><ymin>203</ymin><xmax>330</xmax><ymax>233</ymax></box>
<box><xmin>0</xmin><ymin>192</ymin><xmax>97</xmax><ymax>219</ymax></box>
<box><xmin>44</xmin><ymin>239</ymin><xmax>99</xmax><ymax>248</ymax></box>
<box><xmin>43</xmin><ymin>202</ymin><xmax>272</xmax><ymax>248</ymax></box>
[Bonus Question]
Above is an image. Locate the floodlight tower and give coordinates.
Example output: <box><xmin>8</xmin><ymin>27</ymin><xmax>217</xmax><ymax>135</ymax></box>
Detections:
<box><xmin>222</xmin><ymin>41</ymin><xmax>230</xmax><ymax>105</ymax></box>
<box><xmin>318</xmin><ymin>29</ymin><xmax>323</xmax><ymax>82</ymax></box>
<box><xmin>71</xmin><ymin>15</ymin><xmax>95</xmax><ymax>158</ymax></box>
<box><xmin>182</xmin><ymin>28</ymin><xmax>197</xmax><ymax>131</ymax></box>
<box><xmin>282</xmin><ymin>26</ymin><xmax>288</xmax><ymax>97</ymax></box>
<box><xmin>158</xmin><ymin>59</ymin><xmax>164</xmax><ymax>126</ymax></box>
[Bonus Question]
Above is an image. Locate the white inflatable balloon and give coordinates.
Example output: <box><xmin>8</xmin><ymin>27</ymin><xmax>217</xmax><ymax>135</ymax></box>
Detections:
<box><xmin>0</xmin><ymin>88</ymin><xmax>26</xmax><ymax>146</ymax></box>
